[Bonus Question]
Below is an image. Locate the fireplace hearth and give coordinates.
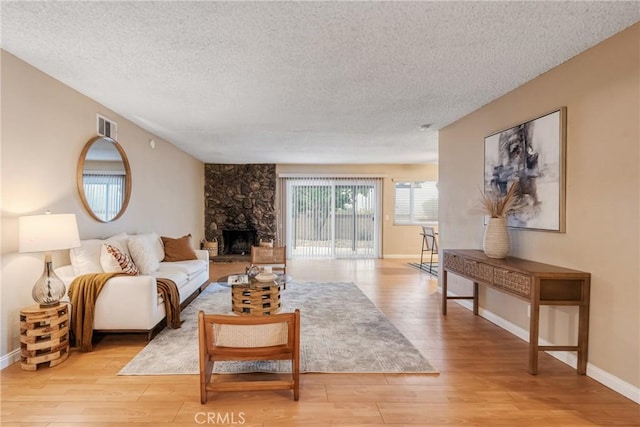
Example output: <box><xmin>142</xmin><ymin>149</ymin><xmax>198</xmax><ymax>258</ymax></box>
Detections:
<box><xmin>222</xmin><ymin>229</ymin><xmax>257</xmax><ymax>255</ymax></box>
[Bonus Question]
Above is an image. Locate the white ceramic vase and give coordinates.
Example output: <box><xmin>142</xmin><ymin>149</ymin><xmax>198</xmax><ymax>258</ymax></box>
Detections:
<box><xmin>483</xmin><ymin>217</ymin><xmax>510</xmax><ymax>258</ymax></box>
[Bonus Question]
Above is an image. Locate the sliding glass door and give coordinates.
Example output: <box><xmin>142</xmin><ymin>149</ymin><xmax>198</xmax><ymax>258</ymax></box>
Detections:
<box><xmin>284</xmin><ymin>177</ymin><xmax>381</xmax><ymax>259</ymax></box>
<box><xmin>333</xmin><ymin>182</ymin><xmax>377</xmax><ymax>258</ymax></box>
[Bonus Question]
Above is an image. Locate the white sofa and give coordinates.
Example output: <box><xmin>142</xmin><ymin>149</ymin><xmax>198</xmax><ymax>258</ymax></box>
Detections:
<box><xmin>56</xmin><ymin>232</ymin><xmax>210</xmax><ymax>339</ymax></box>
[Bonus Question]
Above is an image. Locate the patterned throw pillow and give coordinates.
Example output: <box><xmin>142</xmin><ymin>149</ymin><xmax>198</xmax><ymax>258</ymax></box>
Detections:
<box><xmin>105</xmin><ymin>244</ymin><xmax>139</xmax><ymax>275</ymax></box>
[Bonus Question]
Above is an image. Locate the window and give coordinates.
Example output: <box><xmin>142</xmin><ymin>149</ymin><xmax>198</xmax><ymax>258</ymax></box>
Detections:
<box><xmin>394</xmin><ymin>181</ymin><xmax>438</xmax><ymax>224</ymax></box>
<box><xmin>83</xmin><ymin>173</ymin><xmax>126</xmax><ymax>222</ymax></box>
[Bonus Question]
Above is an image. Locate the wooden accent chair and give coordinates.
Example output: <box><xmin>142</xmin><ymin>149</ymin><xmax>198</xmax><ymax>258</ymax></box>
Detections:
<box><xmin>250</xmin><ymin>245</ymin><xmax>287</xmax><ymax>275</ymax></box>
<box><xmin>198</xmin><ymin>309</ymin><xmax>300</xmax><ymax>403</ymax></box>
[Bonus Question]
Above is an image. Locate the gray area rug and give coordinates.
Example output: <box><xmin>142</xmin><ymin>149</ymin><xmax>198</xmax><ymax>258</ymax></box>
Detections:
<box><xmin>118</xmin><ymin>281</ymin><xmax>437</xmax><ymax>375</ymax></box>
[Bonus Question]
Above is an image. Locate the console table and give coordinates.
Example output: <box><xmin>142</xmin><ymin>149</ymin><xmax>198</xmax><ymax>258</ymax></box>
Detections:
<box><xmin>442</xmin><ymin>249</ymin><xmax>591</xmax><ymax>375</ymax></box>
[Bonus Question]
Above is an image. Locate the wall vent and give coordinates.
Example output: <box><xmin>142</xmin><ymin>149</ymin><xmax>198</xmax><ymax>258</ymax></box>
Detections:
<box><xmin>97</xmin><ymin>114</ymin><xmax>117</xmax><ymax>139</ymax></box>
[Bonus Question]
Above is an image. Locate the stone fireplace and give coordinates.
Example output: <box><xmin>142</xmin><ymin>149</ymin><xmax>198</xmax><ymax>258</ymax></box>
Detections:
<box><xmin>204</xmin><ymin>164</ymin><xmax>276</xmax><ymax>258</ymax></box>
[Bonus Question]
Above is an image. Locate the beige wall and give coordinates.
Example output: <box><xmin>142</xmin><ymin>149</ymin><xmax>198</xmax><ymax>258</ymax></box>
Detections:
<box><xmin>276</xmin><ymin>163</ymin><xmax>438</xmax><ymax>257</ymax></box>
<box><xmin>439</xmin><ymin>24</ymin><xmax>639</xmax><ymax>397</ymax></box>
<box><xmin>0</xmin><ymin>51</ymin><xmax>205</xmax><ymax>361</ymax></box>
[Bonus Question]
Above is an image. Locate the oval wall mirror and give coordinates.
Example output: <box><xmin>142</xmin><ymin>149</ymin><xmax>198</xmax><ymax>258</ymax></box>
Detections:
<box><xmin>77</xmin><ymin>136</ymin><xmax>132</xmax><ymax>222</ymax></box>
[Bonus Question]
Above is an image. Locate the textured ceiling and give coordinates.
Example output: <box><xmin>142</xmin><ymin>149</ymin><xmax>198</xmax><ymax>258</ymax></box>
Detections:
<box><xmin>2</xmin><ymin>2</ymin><xmax>638</xmax><ymax>164</ymax></box>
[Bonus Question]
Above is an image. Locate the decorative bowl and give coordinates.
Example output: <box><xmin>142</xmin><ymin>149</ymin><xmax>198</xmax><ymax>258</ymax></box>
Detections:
<box><xmin>255</xmin><ymin>273</ymin><xmax>277</xmax><ymax>283</ymax></box>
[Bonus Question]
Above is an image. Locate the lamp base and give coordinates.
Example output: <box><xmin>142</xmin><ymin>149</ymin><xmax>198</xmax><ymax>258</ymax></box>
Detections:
<box><xmin>38</xmin><ymin>301</ymin><xmax>62</xmax><ymax>308</ymax></box>
<box><xmin>32</xmin><ymin>257</ymin><xmax>66</xmax><ymax>307</ymax></box>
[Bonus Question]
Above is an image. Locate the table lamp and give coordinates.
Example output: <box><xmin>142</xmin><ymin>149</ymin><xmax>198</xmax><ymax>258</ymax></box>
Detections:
<box><xmin>18</xmin><ymin>212</ymin><xmax>81</xmax><ymax>307</ymax></box>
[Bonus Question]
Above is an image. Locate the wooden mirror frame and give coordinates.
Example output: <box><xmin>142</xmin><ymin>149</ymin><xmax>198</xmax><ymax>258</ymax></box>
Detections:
<box><xmin>77</xmin><ymin>136</ymin><xmax>132</xmax><ymax>222</ymax></box>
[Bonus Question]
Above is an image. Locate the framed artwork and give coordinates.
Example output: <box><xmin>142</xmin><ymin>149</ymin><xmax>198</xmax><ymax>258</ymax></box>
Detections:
<box><xmin>484</xmin><ymin>107</ymin><xmax>566</xmax><ymax>232</ymax></box>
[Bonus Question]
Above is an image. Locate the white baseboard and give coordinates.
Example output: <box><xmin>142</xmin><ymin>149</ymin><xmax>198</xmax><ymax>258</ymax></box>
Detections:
<box><xmin>584</xmin><ymin>362</ymin><xmax>640</xmax><ymax>404</ymax></box>
<box><xmin>384</xmin><ymin>254</ymin><xmax>422</xmax><ymax>259</ymax></box>
<box><xmin>0</xmin><ymin>348</ymin><xmax>21</xmax><ymax>370</ymax></box>
<box><xmin>444</xmin><ymin>288</ymin><xmax>640</xmax><ymax>404</ymax></box>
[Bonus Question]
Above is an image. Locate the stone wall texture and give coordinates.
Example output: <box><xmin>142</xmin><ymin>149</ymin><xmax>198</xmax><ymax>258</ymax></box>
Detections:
<box><xmin>204</xmin><ymin>164</ymin><xmax>276</xmax><ymax>253</ymax></box>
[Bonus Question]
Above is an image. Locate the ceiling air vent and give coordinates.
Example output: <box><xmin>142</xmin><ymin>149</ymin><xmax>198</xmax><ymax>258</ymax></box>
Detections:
<box><xmin>97</xmin><ymin>114</ymin><xmax>117</xmax><ymax>139</ymax></box>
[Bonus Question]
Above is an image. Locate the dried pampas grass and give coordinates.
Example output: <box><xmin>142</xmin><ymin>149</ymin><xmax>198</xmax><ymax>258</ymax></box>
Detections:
<box><xmin>479</xmin><ymin>181</ymin><xmax>522</xmax><ymax>218</ymax></box>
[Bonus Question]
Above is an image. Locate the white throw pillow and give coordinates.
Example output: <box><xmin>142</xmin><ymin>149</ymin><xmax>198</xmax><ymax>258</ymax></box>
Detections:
<box><xmin>70</xmin><ymin>239</ymin><xmax>104</xmax><ymax>275</ymax></box>
<box><xmin>99</xmin><ymin>233</ymin><xmax>131</xmax><ymax>272</ymax></box>
<box><xmin>128</xmin><ymin>235</ymin><xmax>161</xmax><ymax>275</ymax></box>
<box><xmin>145</xmin><ymin>232</ymin><xmax>165</xmax><ymax>263</ymax></box>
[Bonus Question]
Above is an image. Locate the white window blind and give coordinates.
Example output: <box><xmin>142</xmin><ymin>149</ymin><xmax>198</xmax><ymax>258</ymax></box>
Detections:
<box><xmin>83</xmin><ymin>174</ymin><xmax>125</xmax><ymax>222</ymax></box>
<box><xmin>394</xmin><ymin>181</ymin><xmax>438</xmax><ymax>224</ymax></box>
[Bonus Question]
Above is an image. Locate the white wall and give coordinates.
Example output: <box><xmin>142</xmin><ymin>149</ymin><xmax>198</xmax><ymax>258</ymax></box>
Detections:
<box><xmin>439</xmin><ymin>24</ymin><xmax>639</xmax><ymax>401</ymax></box>
<box><xmin>0</xmin><ymin>51</ymin><xmax>205</xmax><ymax>363</ymax></box>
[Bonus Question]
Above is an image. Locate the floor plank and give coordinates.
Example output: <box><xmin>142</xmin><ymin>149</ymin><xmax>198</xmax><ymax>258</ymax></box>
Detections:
<box><xmin>1</xmin><ymin>258</ymin><xmax>638</xmax><ymax>426</ymax></box>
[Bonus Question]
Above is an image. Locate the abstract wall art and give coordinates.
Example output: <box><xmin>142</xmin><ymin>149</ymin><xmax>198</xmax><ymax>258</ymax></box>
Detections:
<box><xmin>484</xmin><ymin>108</ymin><xmax>566</xmax><ymax>232</ymax></box>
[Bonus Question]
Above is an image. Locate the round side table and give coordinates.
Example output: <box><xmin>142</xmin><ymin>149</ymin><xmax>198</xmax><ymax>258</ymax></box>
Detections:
<box><xmin>231</xmin><ymin>282</ymin><xmax>282</xmax><ymax>316</ymax></box>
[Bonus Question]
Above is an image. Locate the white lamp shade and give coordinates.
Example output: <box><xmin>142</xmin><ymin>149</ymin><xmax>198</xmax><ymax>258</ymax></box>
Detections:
<box><xmin>18</xmin><ymin>213</ymin><xmax>81</xmax><ymax>253</ymax></box>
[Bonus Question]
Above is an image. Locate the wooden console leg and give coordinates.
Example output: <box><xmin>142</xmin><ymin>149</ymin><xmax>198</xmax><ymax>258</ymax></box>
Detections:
<box><xmin>473</xmin><ymin>282</ymin><xmax>479</xmax><ymax>315</ymax></box>
<box><xmin>528</xmin><ymin>299</ymin><xmax>540</xmax><ymax>375</ymax></box>
<box><xmin>442</xmin><ymin>270</ymin><xmax>448</xmax><ymax>315</ymax></box>
<box><xmin>577</xmin><ymin>278</ymin><xmax>591</xmax><ymax>375</ymax></box>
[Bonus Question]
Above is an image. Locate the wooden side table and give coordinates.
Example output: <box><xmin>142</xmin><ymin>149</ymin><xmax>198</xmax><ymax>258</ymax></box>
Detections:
<box><xmin>231</xmin><ymin>282</ymin><xmax>282</xmax><ymax>316</ymax></box>
<box><xmin>20</xmin><ymin>303</ymin><xmax>70</xmax><ymax>371</ymax></box>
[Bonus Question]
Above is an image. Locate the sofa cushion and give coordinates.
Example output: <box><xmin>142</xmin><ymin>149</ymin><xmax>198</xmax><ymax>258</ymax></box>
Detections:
<box><xmin>128</xmin><ymin>235</ymin><xmax>161</xmax><ymax>275</ymax></box>
<box><xmin>70</xmin><ymin>239</ymin><xmax>104</xmax><ymax>275</ymax></box>
<box><xmin>158</xmin><ymin>259</ymin><xmax>207</xmax><ymax>278</ymax></box>
<box><xmin>153</xmin><ymin>270</ymin><xmax>188</xmax><ymax>289</ymax></box>
<box><xmin>102</xmin><ymin>244</ymin><xmax>139</xmax><ymax>275</ymax></box>
<box><xmin>161</xmin><ymin>234</ymin><xmax>197</xmax><ymax>262</ymax></box>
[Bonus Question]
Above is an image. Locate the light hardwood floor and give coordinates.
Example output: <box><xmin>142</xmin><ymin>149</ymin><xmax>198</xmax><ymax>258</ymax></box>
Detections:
<box><xmin>2</xmin><ymin>259</ymin><xmax>638</xmax><ymax>426</ymax></box>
